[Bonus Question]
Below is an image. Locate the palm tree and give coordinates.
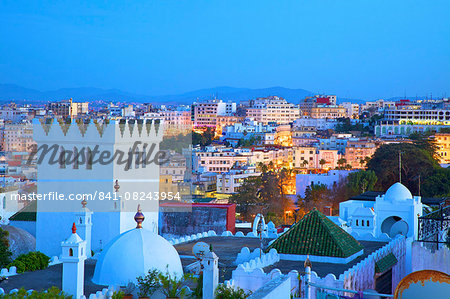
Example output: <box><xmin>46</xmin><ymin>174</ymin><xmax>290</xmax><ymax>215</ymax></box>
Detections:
<box><xmin>302</xmin><ymin>160</ymin><xmax>309</xmax><ymax>168</ymax></box>
<box><xmin>337</xmin><ymin>158</ymin><xmax>347</xmax><ymax>169</ymax></box>
<box><xmin>359</xmin><ymin>158</ymin><xmax>365</xmax><ymax>168</ymax></box>
<box><xmin>319</xmin><ymin>159</ymin><xmax>326</xmax><ymax>169</ymax></box>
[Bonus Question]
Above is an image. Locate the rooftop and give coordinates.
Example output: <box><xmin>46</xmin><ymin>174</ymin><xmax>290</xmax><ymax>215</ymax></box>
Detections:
<box><xmin>267</xmin><ymin>209</ymin><xmax>364</xmax><ymax>258</ymax></box>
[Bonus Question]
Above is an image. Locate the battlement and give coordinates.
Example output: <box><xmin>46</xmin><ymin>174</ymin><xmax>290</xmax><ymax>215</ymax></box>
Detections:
<box><xmin>33</xmin><ymin>118</ymin><xmax>165</xmax><ymax>143</ymax></box>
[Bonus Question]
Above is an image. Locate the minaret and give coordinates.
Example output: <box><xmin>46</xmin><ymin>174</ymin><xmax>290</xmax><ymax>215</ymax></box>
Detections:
<box><xmin>75</xmin><ymin>198</ymin><xmax>93</xmax><ymax>257</ymax></box>
<box><xmin>61</xmin><ymin>223</ymin><xmax>86</xmax><ymax>299</ymax></box>
<box><xmin>304</xmin><ymin>256</ymin><xmax>312</xmax><ymax>299</ymax></box>
<box><xmin>202</xmin><ymin>249</ymin><xmax>219</xmax><ymax>299</ymax></box>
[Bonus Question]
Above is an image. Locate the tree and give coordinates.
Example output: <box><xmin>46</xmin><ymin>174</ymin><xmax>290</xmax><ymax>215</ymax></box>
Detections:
<box><xmin>302</xmin><ymin>160</ymin><xmax>309</xmax><ymax>168</ymax></box>
<box><xmin>0</xmin><ymin>228</ymin><xmax>12</xmax><ymax>268</ymax></box>
<box><xmin>297</xmin><ymin>183</ymin><xmax>332</xmax><ymax>216</ymax></box>
<box><xmin>319</xmin><ymin>159</ymin><xmax>326</xmax><ymax>169</ymax></box>
<box><xmin>192</xmin><ymin>127</ymin><xmax>215</xmax><ymax>147</ymax></box>
<box><xmin>230</xmin><ymin>171</ymin><xmax>293</xmax><ymax>225</ymax></box>
<box><xmin>421</xmin><ymin>168</ymin><xmax>450</xmax><ymax>197</ymax></box>
<box><xmin>347</xmin><ymin>170</ymin><xmax>378</xmax><ymax>196</ymax></box>
<box><xmin>229</xmin><ymin>176</ymin><xmax>262</xmax><ymax>221</ymax></box>
<box><xmin>366</xmin><ymin>143</ymin><xmax>440</xmax><ymax>196</ymax></box>
<box><xmin>337</xmin><ymin>158</ymin><xmax>347</xmax><ymax>169</ymax></box>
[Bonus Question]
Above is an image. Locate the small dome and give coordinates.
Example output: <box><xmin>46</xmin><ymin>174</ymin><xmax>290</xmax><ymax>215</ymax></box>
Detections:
<box><xmin>384</xmin><ymin>182</ymin><xmax>413</xmax><ymax>201</ymax></box>
<box><xmin>92</xmin><ymin>228</ymin><xmax>183</xmax><ymax>286</ymax></box>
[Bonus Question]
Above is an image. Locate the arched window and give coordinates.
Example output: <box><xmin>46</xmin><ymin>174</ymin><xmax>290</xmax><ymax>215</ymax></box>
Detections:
<box><xmin>362</xmin><ymin>220</ymin><xmax>364</xmax><ymax>227</ymax></box>
<box><xmin>367</xmin><ymin>220</ymin><xmax>370</xmax><ymax>226</ymax></box>
<box><xmin>69</xmin><ymin>248</ymin><xmax>73</xmax><ymax>257</ymax></box>
<box><xmin>356</xmin><ymin>220</ymin><xmax>359</xmax><ymax>226</ymax></box>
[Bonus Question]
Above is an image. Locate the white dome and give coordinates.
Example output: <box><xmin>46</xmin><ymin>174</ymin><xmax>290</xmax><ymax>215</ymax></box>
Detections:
<box><xmin>384</xmin><ymin>182</ymin><xmax>413</xmax><ymax>201</ymax></box>
<box><xmin>92</xmin><ymin>228</ymin><xmax>183</xmax><ymax>286</ymax></box>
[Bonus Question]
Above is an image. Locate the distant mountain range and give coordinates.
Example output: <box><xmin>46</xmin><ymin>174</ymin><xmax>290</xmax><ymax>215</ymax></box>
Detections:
<box><xmin>0</xmin><ymin>83</ymin><xmax>370</xmax><ymax>104</ymax></box>
<box><xmin>0</xmin><ymin>84</ymin><xmax>317</xmax><ymax>104</ymax></box>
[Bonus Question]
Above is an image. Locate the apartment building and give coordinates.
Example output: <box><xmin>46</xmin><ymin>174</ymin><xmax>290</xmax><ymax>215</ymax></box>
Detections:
<box><xmin>216</xmin><ymin>166</ymin><xmax>260</xmax><ymax>194</ymax></box>
<box><xmin>299</xmin><ymin>95</ymin><xmax>337</xmax><ymax>116</ymax></box>
<box><xmin>246</xmin><ymin>96</ymin><xmax>300</xmax><ymax>124</ymax></box>
<box><xmin>191</xmin><ymin>99</ymin><xmax>236</xmax><ymax>128</ymax></box>
<box><xmin>1</xmin><ymin>123</ymin><xmax>35</xmax><ymax>152</ymax></box>
<box><xmin>344</xmin><ymin>139</ymin><xmax>379</xmax><ymax>169</ymax></box>
<box><xmin>384</xmin><ymin>108</ymin><xmax>450</xmax><ymax>123</ymax></box>
<box><xmin>159</xmin><ymin>110</ymin><xmax>192</xmax><ymax>135</ymax></box>
<box><xmin>434</xmin><ymin>133</ymin><xmax>450</xmax><ymax>164</ymax></box>
<box><xmin>293</xmin><ymin>147</ymin><xmax>338</xmax><ymax>169</ymax></box>
<box><xmin>193</xmin><ymin>146</ymin><xmax>251</xmax><ymax>173</ymax></box>
<box><xmin>47</xmin><ymin>99</ymin><xmax>89</xmax><ymax>117</ymax></box>
<box><xmin>341</xmin><ymin>102</ymin><xmax>360</xmax><ymax>118</ymax></box>
<box><xmin>310</xmin><ymin>105</ymin><xmax>346</xmax><ymax>119</ymax></box>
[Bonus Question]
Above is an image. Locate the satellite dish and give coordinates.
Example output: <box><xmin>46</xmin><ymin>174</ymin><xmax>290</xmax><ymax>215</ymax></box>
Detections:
<box><xmin>390</xmin><ymin>220</ymin><xmax>409</xmax><ymax>238</ymax></box>
<box><xmin>192</xmin><ymin>242</ymin><xmax>209</xmax><ymax>260</ymax></box>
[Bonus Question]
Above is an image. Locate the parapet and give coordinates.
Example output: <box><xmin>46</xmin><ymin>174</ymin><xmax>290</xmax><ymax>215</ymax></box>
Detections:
<box><xmin>33</xmin><ymin>118</ymin><xmax>165</xmax><ymax>142</ymax></box>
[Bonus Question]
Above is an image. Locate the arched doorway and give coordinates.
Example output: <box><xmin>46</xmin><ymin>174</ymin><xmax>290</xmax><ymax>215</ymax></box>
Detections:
<box><xmin>381</xmin><ymin>216</ymin><xmax>409</xmax><ymax>238</ymax></box>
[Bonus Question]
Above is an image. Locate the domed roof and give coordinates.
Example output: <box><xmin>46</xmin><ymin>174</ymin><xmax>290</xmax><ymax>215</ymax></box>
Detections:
<box><xmin>92</xmin><ymin>207</ymin><xmax>183</xmax><ymax>286</ymax></box>
<box><xmin>1</xmin><ymin>225</ymin><xmax>36</xmax><ymax>259</ymax></box>
<box><xmin>384</xmin><ymin>182</ymin><xmax>413</xmax><ymax>201</ymax></box>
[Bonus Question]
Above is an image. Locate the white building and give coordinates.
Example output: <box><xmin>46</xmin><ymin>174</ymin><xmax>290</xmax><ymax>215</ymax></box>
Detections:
<box><xmin>341</xmin><ymin>102</ymin><xmax>360</xmax><ymax>118</ymax></box>
<box><xmin>293</xmin><ymin>117</ymin><xmax>338</xmax><ymax>131</ymax></box>
<box><xmin>246</xmin><ymin>96</ymin><xmax>300</xmax><ymax>125</ymax></box>
<box><xmin>339</xmin><ymin>182</ymin><xmax>423</xmax><ymax>239</ymax></box>
<box><xmin>34</xmin><ymin>118</ymin><xmax>163</xmax><ymax>256</ymax></box>
<box><xmin>216</xmin><ymin>166</ymin><xmax>260</xmax><ymax>194</ymax></box>
<box><xmin>191</xmin><ymin>99</ymin><xmax>236</xmax><ymax>128</ymax></box>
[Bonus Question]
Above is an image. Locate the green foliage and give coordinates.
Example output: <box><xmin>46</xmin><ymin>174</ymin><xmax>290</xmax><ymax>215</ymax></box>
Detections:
<box><xmin>366</xmin><ymin>142</ymin><xmax>441</xmax><ymax>196</ymax></box>
<box><xmin>335</xmin><ymin>117</ymin><xmax>370</xmax><ymax>133</ymax></box>
<box><xmin>192</xmin><ymin>128</ymin><xmax>215</xmax><ymax>147</ymax></box>
<box><xmin>236</xmin><ymin>136</ymin><xmax>259</xmax><ymax>147</ymax></box>
<box><xmin>136</xmin><ymin>268</ymin><xmax>193</xmax><ymax>298</ymax></box>
<box><xmin>409</xmin><ymin>132</ymin><xmax>439</xmax><ymax>158</ymax></box>
<box><xmin>229</xmin><ymin>170</ymin><xmax>293</xmax><ymax>225</ymax></box>
<box><xmin>0</xmin><ymin>287</ymin><xmax>72</xmax><ymax>298</ymax></box>
<box><xmin>157</xmin><ymin>271</ymin><xmax>193</xmax><ymax>298</ymax></box>
<box><xmin>160</xmin><ymin>133</ymin><xmax>192</xmax><ymax>154</ymax></box>
<box><xmin>297</xmin><ymin>183</ymin><xmax>333</xmax><ymax>214</ymax></box>
<box><xmin>347</xmin><ymin>170</ymin><xmax>378</xmax><ymax>196</ymax></box>
<box><xmin>191</xmin><ymin>272</ymin><xmax>203</xmax><ymax>298</ymax></box>
<box><xmin>215</xmin><ymin>284</ymin><xmax>250</xmax><ymax>299</ymax></box>
<box><xmin>0</xmin><ymin>228</ymin><xmax>12</xmax><ymax>268</ymax></box>
<box><xmin>136</xmin><ymin>269</ymin><xmax>160</xmax><ymax>297</ymax></box>
<box><xmin>111</xmin><ymin>291</ymin><xmax>124</xmax><ymax>299</ymax></box>
<box><xmin>7</xmin><ymin>252</ymin><xmax>50</xmax><ymax>274</ymax></box>
<box><xmin>421</xmin><ymin>167</ymin><xmax>450</xmax><ymax>197</ymax></box>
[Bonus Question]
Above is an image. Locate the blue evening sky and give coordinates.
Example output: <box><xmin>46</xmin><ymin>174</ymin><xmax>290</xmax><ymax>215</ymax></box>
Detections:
<box><xmin>0</xmin><ymin>0</ymin><xmax>449</xmax><ymax>100</ymax></box>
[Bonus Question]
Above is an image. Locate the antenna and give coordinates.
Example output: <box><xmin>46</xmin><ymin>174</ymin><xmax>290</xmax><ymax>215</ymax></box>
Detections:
<box><xmin>418</xmin><ymin>174</ymin><xmax>421</xmax><ymax>196</ymax></box>
<box><xmin>399</xmin><ymin>151</ymin><xmax>403</xmax><ymax>183</ymax></box>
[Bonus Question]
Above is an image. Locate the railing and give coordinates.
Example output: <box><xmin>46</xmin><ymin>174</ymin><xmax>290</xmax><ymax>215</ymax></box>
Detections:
<box><xmin>309</xmin><ymin>282</ymin><xmax>394</xmax><ymax>298</ymax></box>
<box><xmin>418</xmin><ymin>204</ymin><xmax>450</xmax><ymax>246</ymax></box>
